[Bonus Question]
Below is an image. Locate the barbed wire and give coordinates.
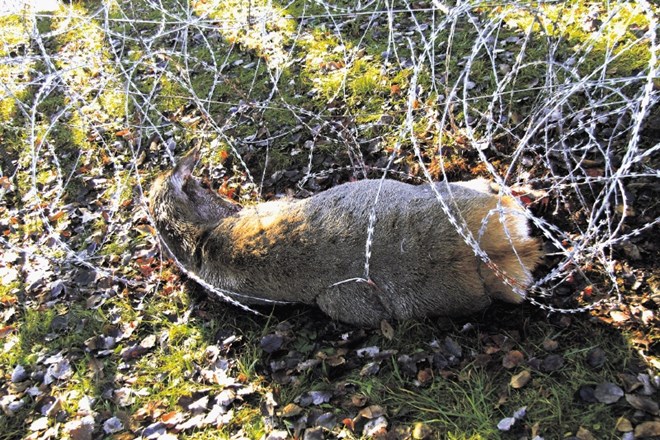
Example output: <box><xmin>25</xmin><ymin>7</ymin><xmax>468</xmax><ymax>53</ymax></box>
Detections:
<box><xmin>0</xmin><ymin>0</ymin><xmax>657</xmax><ymax>316</ymax></box>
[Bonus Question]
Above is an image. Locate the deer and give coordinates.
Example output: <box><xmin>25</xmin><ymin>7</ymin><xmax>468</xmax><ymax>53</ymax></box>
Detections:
<box><xmin>149</xmin><ymin>148</ymin><xmax>542</xmax><ymax>326</ymax></box>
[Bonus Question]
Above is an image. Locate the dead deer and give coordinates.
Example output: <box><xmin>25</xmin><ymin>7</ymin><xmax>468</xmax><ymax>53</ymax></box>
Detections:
<box><xmin>149</xmin><ymin>148</ymin><xmax>542</xmax><ymax>326</ymax></box>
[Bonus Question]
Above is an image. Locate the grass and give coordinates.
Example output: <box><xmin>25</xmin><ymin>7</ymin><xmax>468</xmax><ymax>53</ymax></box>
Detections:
<box><xmin>0</xmin><ymin>0</ymin><xmax>656</xmax><ymax>438</ymax></box>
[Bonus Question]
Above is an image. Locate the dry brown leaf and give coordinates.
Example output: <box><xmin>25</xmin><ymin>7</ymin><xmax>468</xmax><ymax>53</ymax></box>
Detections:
<box><xmin>625</xmin><ymin>394</ymin><xmax>659</xmax><ymax>415</ymax></box>
<box><xmin>634</xmin><ymin>421</ymin><xmax>660</xmax><ymax>438</ymax></box>
<box><xmin>610</xmin><ymin>310</ymin><xmax>629</xmax><ymax>322</ymax></box>
<box><xmin>615</xmin><ymin>417</ymin><xmax>633</xmax><ymax>432</ymax></box>
<box><xmin>510</xmin><ymin>370</ymin><xmax>531</xmax><ymax>389</ymax></box>
<box><xmin>359</xmin><ymin>405</ymin><xmax>386</xmax><ymax>419</ymax></box>
<box><xmin>502</xmin><ymin>350</ymin><xmax>524</xmax><ymax>369</ymax></box>
<box><xmin>278</xmin><ymin>403</ymin><xmax>303</xmax><ymax>418</ymax></box>
<box><xmin>380</xmin><ymin>320</ymin><xmax>394</xmax><ymax>341</ymax></box>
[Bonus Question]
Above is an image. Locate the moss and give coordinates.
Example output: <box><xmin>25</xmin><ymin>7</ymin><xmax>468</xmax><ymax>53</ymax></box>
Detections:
<box><xmin>1</xmin><ymin>305</ymin><xmax>107</xmax><ymax>367</ymax></box>
<box><xmin>499</xmin><ymin>1</ymin><xmax>652</xmax><ymax>79</ymax></box>
<box><xmin>193</xmin><ymin>0</ymin><xmax>296</xmax><ymax>69</ymax></box>
<box><xmin>99</xmin><ymin>88</ymin><xmax>129</xmax><ymax>119</ymax></box>
<box><xmin>158</xmin><ymin>75</ymin><xmax>189</xmax><ymax>114</ymax></box>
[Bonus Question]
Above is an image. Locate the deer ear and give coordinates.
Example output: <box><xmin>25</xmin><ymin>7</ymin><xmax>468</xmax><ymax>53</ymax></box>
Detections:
<box><xmin>172</xmin><ymin>147</ymin><xmax>200</xmax><ymax>180</ymax></box>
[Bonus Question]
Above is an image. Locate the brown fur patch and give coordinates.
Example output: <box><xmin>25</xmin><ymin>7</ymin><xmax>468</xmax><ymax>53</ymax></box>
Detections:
<box><xmin>228</xmin><ymin>202</ymin><xmax>308</xmax><ymax>259</ymax></box>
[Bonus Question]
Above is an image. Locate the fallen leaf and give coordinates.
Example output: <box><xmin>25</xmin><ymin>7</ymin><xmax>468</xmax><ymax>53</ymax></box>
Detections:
<box><xmin>380</xmin><ymin>320</ymin><xmax>394</xmax><ymax>340</ymax></box>
<box><xmin>586</xmin><ymin>347</ymin><xmax>607</xmax><ymax>369</ymax></box>
<box><xmin>175</xmin><ymin>413</ymin><xmax>205</xmax><ymax>431</ymax></box>
<box><xmin>417</xmin><ymin>368</ymin><xmax>433</xmax><ymax>386</ymax></box>
<box><xmin>542</xmin><ymin>339</ymin><xmax>559</xmax><ymax>351</ymax></box>
<box><xmin>610</xmin><ymin>310</ymin><xmax>629</xmax><ymax>322</ymax></box>
<box><xmin>362</xmin><ymin>415</ymin><xmax>388</xmax><ymax>436</ymax></box>
<box><xmin>359</xmin><ymin>405</ymin><xmax>386</xmax><ymax>419</ymax></box>
<box><xmin>63</xmin><ymin>415</ymin><xmax>95</xmax><ymax>440</ymax></box>
<box><xmin>502</xmin><ymin>350</ymin><xmax>524</xmax><ymax>369</ymax></box>
<box><xmin>356</xmin><ymin>346</ymin><xmax>380</xmax><ymax>358</ymax></box>
<box><xmin>161</xmin><ymin>411</ymin><xmax>186</xmax><ymax>427</ymax></box>
<box><xmin>260</xmin><ymin>334</ymin><xmax>284</xmax><ymax>353</ymax></box>
<box><xmin>351</xmin><ymin>394</ymin><xmax>368</xmax><ymax>408</ymax></box>
<box><xmin>634</xmin><ymin>421</ymin><xmax>660</xmax><ymax>438</ymax></box>
<box><xmin>142</xmin><ymin>422</ymin><xmax>166</xmax><ymax>439</ymax></box>
<box><xmin>541</xmin><ymin>354</ymin><xmax>564</xmax><ymax>372</ymax></box>
<box><xmin>360</xmin><ymin>361</ymin><xmax>380</xmax><ymax>377</ymax></box>
<box><xmin>594</xmin><ymin>382</ymin><xmax>624</xmax><ymax>404</ymax></box>
<box><xmin>278</xmin><ymin>403</ymin><xmax>303</xmax><ymax>417</ymax></box>
<box><xmin>615</xmin><ymin>417</ymin><xmax>633</xmax><ymax>432</ymax></box>
<box><xmin>30</xmin><ymin>417</ymin><xmax>49</xmax><ymax>432</ymax></box>
<box><xmin>314</xmin><ymin>412</ymin><xmax>337</xmax><ymax>430</ymax></box>
<box><xmin>299</xmin><ymin>390</ymin><xmax>332</xmax><ymax>406</ymax></box>
<box><xmin>579</xmin><ymin>386</ymin><xmax>598</xmax><ymax>403</ymax></box>
<box><xmin>217</xmin><ymin>388</ymin><xmax>236</xmax><ymax>407</ymax></box>
<box><xmin>103</xmin><ymin>417</ymin><xmax>124</xmax><ymax>434</ymax></box>
<box><xmin>0</xmin><ymin>325</ymin><xmax>16</xmax><ymax>338</ymax></box>
<box><xmin>510</xmin><ymin>370</ymin><xmax>531</xmax><ymax>389</ymax></box>
<box><xmin>412</xmin><ymin>421</ymin><xmax>432</xmax><ymax>439</ymax></box>
<box><xmin>442</xmin><ymin>337</ymin><xmax>463</xmax><ymax>358</ymax></box>
<box><xmin>625</xmin><ymin>394</ymin><xmax>659</xmax><ymax>415</ymax></box>
<box><xmin>187</xmin><ymin>395</ymin><xmax>209</xmax><ymax>413</ymax></box>
<box><xmin>497</xmin><ymin>417</ymin><xmax>515</xmax><ymax>431</ymax></box>
<box><xmin>576</xmin><ymin>426</ymin><xmax>597</xmax><ymax>440</ymax></box>
<box><xmin>296</xmin><ymin>359</ymin><xmax>321</xmax><ymax>372</ymax></box>
<box><xmin>48</xmin><ymin>210</ymin><xmax>65</xmax><ymax>222</ymax></box>
<box><xmin>44</xmin><ymin>357</ymin><xmax>73</xmax><ymax>385</ymax></box>
<box><xmin>303</xmin><ymin>426</ymin><xmax>324</xmax><ymax>440</ymax></box>
<box><xmin>342</xmin><ymin>417</ymin><xmax>355</xmax><ymax>431</ymax></box>
<box><xmin>11</xmin><ymin>364</ymin><xmax>28</xmax><ymax>383</ymax></box>
<box><xmin>265</xmin><ymin>430</ymin><xmax>289</xmax><ymax>440</ymax></box>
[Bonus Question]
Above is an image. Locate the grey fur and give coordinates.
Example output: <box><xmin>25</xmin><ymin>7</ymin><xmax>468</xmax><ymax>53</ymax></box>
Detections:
<box><xmin>149</xmin><ymin>148</ymin><xmax>542</xmax><ymax>326</ymax></box>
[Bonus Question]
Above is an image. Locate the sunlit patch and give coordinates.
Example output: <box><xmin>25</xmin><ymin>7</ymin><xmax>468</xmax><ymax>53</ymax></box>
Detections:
<box><xmin>0</xmin><ymin>0</ymin><xmax>60</xmax><ymax>16</ymax></box>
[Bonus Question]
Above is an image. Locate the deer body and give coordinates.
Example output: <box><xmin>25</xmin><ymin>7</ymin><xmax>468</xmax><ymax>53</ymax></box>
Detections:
<box><xmin>150</xmin><ymin>150</ymin><xmax>542</xmax><ymax>326</ymax></box>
